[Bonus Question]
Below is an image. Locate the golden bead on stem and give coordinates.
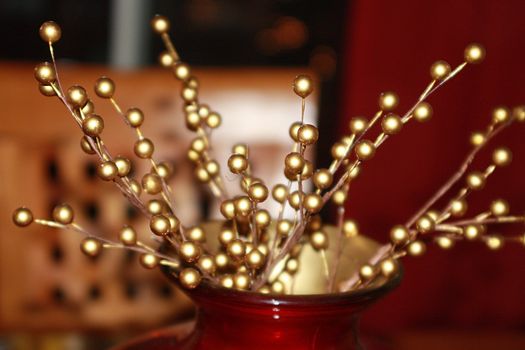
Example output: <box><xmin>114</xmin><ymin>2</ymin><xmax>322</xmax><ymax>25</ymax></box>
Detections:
<box><xmin>140</xmin><ymin>253</ymin><xmax>159</xmax><ymax>269</ymax></box>
<box><xmin>66</xmin><ymin>85</ymin><xmax>88</xmax><ymax>108</ymax></box>
<box><xmin>430</xmin><ymin>60</ymin><xmax>451</xmax><ymax>80</ymax></box>
<box><xmin>13</xmin><ymin>207</ymin><xmax>33</xmax><ymax>227</ymax></box>
<box><xmin>125</xmin><ymin>108</ymin><xmax>144</xmax><ymax>128</ymax></box>
<box><xmin>179</xmin><ymin>268</ymin><xmax>201</xmax><ymax>289</ymax></box>
<box><xmin>94</xmin><ymin>76</ymin><xmax>115</xmax><ymax>98</ymax></box>
<box><xmin>413</xmin><ymin>102</ymin><xmax>433</xmax><ymax>122</ymax></box>
<box><xmin>313</xmin><ymin>169</ymin><xmax>333</xmax><ymax>190</ymax></box>
<box><xmin>228</xmin><ymin>154</ymin><xmax>248</xmax><ymax>174</ymax></box>
<box><xmin>492</xmin><ymin>147</ymin><xmax>512</xmax><ymax>167</ymax></box>
<box><xmin>466</xmin><ymin>171</ymin><xmax>485</xmax><ymax>190</ymax></box>
<box><xmin>119</xmin><ymin>225</ymin><xmax>137</xmax><ymax>246</ymax></box>
<box><xmin>82</xmin><ymin>114</ymin><xmax>104</xmax><ymax>137</ymax></box>
<box><xmin>227</xmin><ymin>239</ymin><xmax>246</xmax><ymax>259</ymax></box>
<box><xmin>355</xmin><ymin>140</ymin><xmax>376</xmax><ymax>160</ymax></box>
<box><xmin>142</xmin><ymin>173</ymin><xmax>163</xmax><ymax>195</ymax></box>
<box><xmin>490</xmin><ymin>199</ymin><xmax>509</xmax><ymax>216</ymax></box>
<box><xmin>293</xmin><ymin>74</ymin><xmax>313</xmax><ymax>98</ymax></box>
<box><xmin>39</xmin><ymin>21</ymin><xmax>61</xmax><ymax>43</ymax></box>
<box><xmin>134</xmin><ymin>138</ymin><xmax>155</xmax><ymax>159</ymax></box>
<box><xmin>378</xmin><ymin>91</ymin><xmax>399</xmax><ymax>111</ymax></box>
<box><xmin>464</xmin><ymin>43</ymin><xmax>485</xmax><ymax>64</ymax></box>
<box><xmin>272</xmin><ymin>184</ymin><xmax>288</xmax><ymax>203</ymax></box>
<box><xmin>81</xmin><ymin>238</ymin><xmax>102</xmax><ymax>257</ymax></box>
<box><xmin>310</xmin><ymin>230</ymin><xmax>328</xmax><ymax>250</ymax></box>
<box><xmin>97</xmin><ymin>161</ymin><xmax>118</xmax><ymax>181</ymax></box>
<box><xmin>349</xmin><ymin>117</ymin><xmax>368</xmax><ymax>134</ymax></box>
<box><xmin>52</xmin><ymin>204</ymin><xmax>74</xmax><ymax>225</ymax></box>
<box><xmin>381</xmin><ymin>114</ymin><xmax>403</xmax><ymax>135</ymax></box>
<box><xmin>34</xmin><ymin>62</ymin><xmax>56</xmax><ymax>84</ymax></box>
<box><xmin>416</xmin><ymin>215</ymin><xmax>435</xmax><ymax>234</ymax></box>
<box><xmin>343</xmin><ymin>219</ymin><xmax>359</xmax><ymax>237</ymax></box>
<box><xmin>180</xmin><ymin>241</ymin><xmax>202</xmax><ymax>262</ymax></box>
<box><xmin>492</xmin><ymin>106</ymin><xmax>510</xmax><ymax>124</ymax></box>
<box><xmin>150</xmin><ymin>214</ymin><xmax>171</xmax><ymax>236</ymax></box>
<box><xmin>151</xmin><ymin>15</ymin><xmax>170</xmax><ymax>34</ymax></box>
<box><xmin>407</xmin><ymin>240</ymin><xmax>426</xmax><ymax>256</ymax></box>
<box><xmin>303</xmin><ymin>193</ymin><xmax>322</xmax><ymax>213</ymax></box>
<box><xmin>390</xmin><ymin>225</ymin><xmax>409</xmax><ymax>245</ymax></box>
<box><xmin>298</xmin><ymin>124</ymin><xmax>319</xmax><ymax>145</ymax></box>
<box><xmin>284</xmin><ymin>152</ymin><xmax>305</xmax><ymax>174</ymax></box>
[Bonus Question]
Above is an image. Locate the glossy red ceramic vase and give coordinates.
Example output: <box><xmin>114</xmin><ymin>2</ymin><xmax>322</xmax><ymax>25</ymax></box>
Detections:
<box><xmin>115</xmin><ymin>267</ymin><xmax>401</xmax><ymax>350</ymax></box>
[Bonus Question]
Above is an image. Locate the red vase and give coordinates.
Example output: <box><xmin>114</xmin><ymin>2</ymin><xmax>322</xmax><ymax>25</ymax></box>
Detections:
<box><xmin>114</xmin><ymin>268</ymin><xmax>401</xmax><ymax>350</ymax></box>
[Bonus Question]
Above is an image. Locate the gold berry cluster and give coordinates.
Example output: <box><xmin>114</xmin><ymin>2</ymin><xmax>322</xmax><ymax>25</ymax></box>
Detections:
<box><xmin>13</xmin><ymin>16</ymin><xmax>525</xmax><ymax>295</ymax></box>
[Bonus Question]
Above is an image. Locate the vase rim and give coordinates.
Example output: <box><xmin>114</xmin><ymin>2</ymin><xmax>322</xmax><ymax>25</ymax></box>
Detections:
<box><xmin>161</xmin><ymin>264</ymin><xmax>403</xmax><ymax>308</ymax></box>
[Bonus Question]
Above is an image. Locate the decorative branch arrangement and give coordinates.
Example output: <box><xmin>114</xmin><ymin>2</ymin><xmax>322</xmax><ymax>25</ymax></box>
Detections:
<box><xmin>13</xmin><ymin>15</ymin><xmax>525</xmax><ymax>295</ymax></box>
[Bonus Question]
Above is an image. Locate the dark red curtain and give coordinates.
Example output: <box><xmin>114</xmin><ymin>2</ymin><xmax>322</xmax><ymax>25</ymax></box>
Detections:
<box><xmin>338</xmin><ymin>0</ymin><xmax>525</xmax><ymax>332</ymax></box>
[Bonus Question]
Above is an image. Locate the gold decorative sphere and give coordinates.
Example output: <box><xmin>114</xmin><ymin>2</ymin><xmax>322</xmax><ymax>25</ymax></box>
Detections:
<box><xmin>378</xmin><ymin>91</ymin><xmax>399</xmax><ymax>111</ymax></box>
<box><xmin>289</xmin><ymin>122</ymin><xmax>302</xmax><ymax>142</ymax></box>
<box><xmin>310</xmin><ymin>230</ymin><xmax>328</xmax><ymax>250</ymax></box>
<box><xmin>436</xmin><ymin>236</ymin><xmax>454</xmax><ymax>249</ymax></box>
<box><xmin>430</xmin><ymin>60</ymin><xmax>451</xmax><ymax>80</ymax></box>
<box><xmin>140</xmin><ymin>253</ymin><xmax>159</xmax><ymax>269</ymax></box>
<box><xmin>80</xmin><ymin>136</ymin><xmax>95</xmax><ymax>154</ymax></box>
<box><xmin>174</xmin><ymin>63</ymin><xmax>191</xmax><ymax>81</ymax></box>
<box><xmin>313</xmin><ymin>169</ymin><xmax>333</xmax><ymax>190</ymax></box>
<box><xmin>255</xmin><ymin>209</ymin><xmax>271</xmax><ymax>229</ymax></box>
<box><xmin>220</xmin><ymin>274</ymin><xmax>234</xmax><ymax>288</ymax></box>
<box><xmin>119</xmin><ymin>225</ymin><xmax>137</xmax><ymax>246</ymax></box>
<box><xmin>303</xmin><ymin>193</ymin><xmax>322</xmax><ymax>213</ymax></box>
<box><xmin>181</xmin><ymin>87</ymin><xmax>197</xmax><ymax>102</ymax></box>
<box><xmin>277</xmin><ymin>219</ymin><xmax>293</xmax><ymax>236</ymax></box>
<box><xmin>286</xmin><ymin>259</ymin><xmax>299</xmax><ymax>274</ymax></box>
<box><xmin>380</xmin><ymin>259</ymin><xmax>398</xmax><ymax>277</ymax></box>
<box><xmin>142</xmin><ymin>173</ymin><xmax>163</xmax><ymax>195</ymax></box>
<box><xmin>464</xmin><ymin>224</ymin><xmax>481</xmax><ymax>240</ymax></box>
<box><xmin>66</xmin><ymin>85</ymin><xmax>88</xmax><ymax>108</ymax></box>
<box><xmin>492</xmin><ymin>147</ymin><xmax>512</xmax><ymax>166</ymax></box>
<box><xmin>234</xmin><ymin>272</ymin><xmax>251</xmax><ymax>290</ymax></box>
<box><xmin>246</xmin><ymin>248</ymin><xmax>265</xmax><ymax>269</ymax></box>
<box><xmin>82</xmin><ymin>100</ymin><xmax>95</xmax><ymax>114</ymax></box>
<box><xmin>167</xmin><ymin>215</ymin><xmax>181</xmax><ymax>232</ymax></box>
<box><xmin>271</xmin><ymin>281</ymin><xmax>285</xmax><ymax>294</ymax></box>
<box><xmin>355</xmin><ymin>140</ymin><xmax>376</xmax><ymax>160</ymax></box>
<box><xmin>284</xmin><ymin>152</ymin><xmax>305</xmax><ymax>174</ymax></box>
<box><xmin>227</xmin><ymin>239</ymin><xmax>246</xmax><ymax>259</ymax></box>
<box><xmin>12</xmin><ymin>207</ymin><xmax>33</xmax><ymax>227</ymax></box>
<box><xmin>232</xmin><ymin>143</ymin><xmax>248</xmax><ymax>157</ymax></box>
<box><xmin>293</xmin><ymin>74</ymin><xmax>313</xmax><ymax>98</ymax></box>
<box><xmin>235</xmin><ymin>196</ymin><xmax>252</xmax><ymax>216</ymax></box>
<box><xmin>94</xmin><ymin>76</ymin><xmax>115</xmax><ymax>98</ymax></box>
<box><xmin>151</xmin><ymin>15</ymin><xmax>170</xmax><ymax>34</ymax></box>
<box><xmin>390</xmin><ymin>225</ymin><xmax>409</xmax><ymax>245</ymax></box>
<box><xmin>492</xmin><ymin>106</ymin><xmax>510</xmax><ymax>124</ymax></box>
<box><xmin>219</xmin><ymin>200</ymin><xmax>235</xmax><ymax>220</ymax></box>
<box><xmin>198</xmin><ymin>255</ymin><xmax>216</xmax><ymax>274</ymax></box>
<box><xmin>125</xmin><ymin>108</ymin><xmax>144</xmax><ymax>128</ymax></box>
<box><xmin>413</xmin><ymin>102</ymin><xmax>433</xmax><ymax>122</ymax></box>
<box><xmin>490</xmin><ymin>199</ymin><xmax>509</xmax><ymax>216</ymax></box>
<box><xmin>159</xmin><ymin>51</ymin><xmax>174</xmax><ymax>67</ymax></box>
<box><xmin>39</xmin><ymin>21</ymin><xmax>61</xmax><ymax>43</ymax></box>
<box><xmin>512</xmin><ymin>105</ymin><xmax>525</xmax><ymax>122</ymax></box>
<box><xmin>34</xmin><ymin>62</ymin><xmax>56</xmax><ymax>84</ymax></box>
<box><xmin>470</xmin><ymin>131</ymin><xmax>485</xmax><ymax>146</ymax></box>
<box><xmin>272</xmin><ymin>184</ymin><xmax>288</xmax><ymax>203</ymax></box>
<box><xmin>129</xmin><ymin>179</ymin><xmax>142</xmax><ymax>196</ymax></box>
<box><xmin>82</xmin><ymin>114</ymin><xmax>104</xmax><ymax>137</ymax></box>
<box><xmin>52</xmin><ymin>203</ymin><xmax>74</xmax><ymax>225</ymax></box>
<box><xmin>332</xmin><ymin>189</ymin><xmax>347</xmax><ymax>206</ymax></box>
<box><xmin>155</xmin><ymin>161</ymin><xmax>174</xmax><ymax>179</ymax></box>
<box><xmin>206</xmin><ymin>112</ymin><xmax>222</xmax><ymax>128</ymax></box>
<box><xmin>486</xmin><ymin>235</ymin><xmax>503</xmax><ymax>250</ymax></box>
<box><xmin>248</xmin><ymin>183</ymin><xmax>269</xmax><ymax>203</ymax></box>
<box><xmin>188</xmin><ymin>226</ymin><xmax>206</xmax><ymax>242</ymax></box>
<box><xmin>331</xmin><ymin>142</ymin><xmax>347</xmax><ymax>160</ymax></box>
<box><xmin>219</xmin><ymin>228</ymin><xmax>235</xmax><ymax>246</ymax></box>
<box><xmin>416</xmin><ymin>215</ymin><xmax>435</xmax><ymax>234</ymax></box>
<box><xmin>97</xmin><ymin>161</ymin><xmax>118</xmax><ymax>181</ymax></box>
<box><xmin>287</xmin><ymin>191</ymin><xmax>302</xmax><ymax>210</ymax></box>
<box><xmin>147</xmin><ymin>199</ymin><xmax>164</xmax><ymax>215</ymax></box>
<box><xmin>450</xmin><ymin>199</ymin><xmax>467</xmax><ymax>217</ymax></box>
<box><xmin>466</xmin><ymin>171</ymin><xmax>485</xmax><ymax>190</ymax></box>
<box><xmin>149</xmin><ymin>214</ymin><xmax>171</xmax><ymax>236</ymax></box>
<box><xmin>134</xmin><ymin>138</ymin><xmax>154</xmax><ymax>159</ymax></box>
<box><xmin>359</xmin><ymin>264</ymin><xmax>375</xmax><ymax>280</ymax></box>
<box><xmin>179</xmin><ymin>268</ymin><xmax>201</xmax><ymax>289</ymax></box>
<box><xmin>343</xmin><ymin>219</ymin><xmax>359</xmax><ymax>237</ymax></box>
<box><xmin>38</xmin><ymin>83</ymin><xmax>56</xmax><ymax>97</ymax></box>
<box><xmin>349</xmin><ymin>117</ymin><xmax>368</xmax><ymax>134</ymax></box>
<box><xmin>228</xmin><ymin>154</ymin><xmax>248</xmax><ymax>174</ymax></box>
<box><xmin>80</xmin><ymin>238</ymin><xmax>102</xmax><ymax>257</ymax></box>
<box><xmin>179</xmin><ymin>241</ymin><xmax>202</xmax><ymax>262</ymax></box>
<box><xmin>297</xmin><ymin>124</ymin><xmax>319</xmax><ymax>145</ymax></box>
<box><xmin>407</xmin><ymin>240</ymin><xmax>426</xmax><ymax>256</ymax></box>
<box><xmin>464</xmin><ymin>43</ymin><xmax>485</xmax><ymax>64</ymax></box>
<box><xmin>381</xmin><ymin>114</ymin><xmax>403</xmax><ymax>135</ymax></box>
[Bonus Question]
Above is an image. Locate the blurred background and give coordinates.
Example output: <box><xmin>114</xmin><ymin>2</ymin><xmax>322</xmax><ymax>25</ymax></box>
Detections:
<box><xmin>1</xmin><ymin>0</ymin><xmax>525</xmax><ymax>349</ymax></box>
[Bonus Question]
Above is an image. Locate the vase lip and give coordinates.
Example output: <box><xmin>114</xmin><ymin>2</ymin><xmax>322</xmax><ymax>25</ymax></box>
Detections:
<box><xmin>161</xmin><ymin>264</ymin><xmax>403</xmax><ymax>308</ymax></box>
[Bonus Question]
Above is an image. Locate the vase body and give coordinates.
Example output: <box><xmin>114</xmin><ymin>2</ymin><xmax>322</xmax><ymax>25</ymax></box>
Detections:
<box><xmin>115</xmin><ymin>272</ymin><xmax>400</xmax><ymax>350</ymax></box>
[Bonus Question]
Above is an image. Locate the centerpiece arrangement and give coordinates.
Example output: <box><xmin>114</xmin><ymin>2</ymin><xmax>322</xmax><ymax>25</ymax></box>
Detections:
<box><xmin>12</xmin><ymin>15</ymin><xmax>525</xmax><ymax>349</ymax></box>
